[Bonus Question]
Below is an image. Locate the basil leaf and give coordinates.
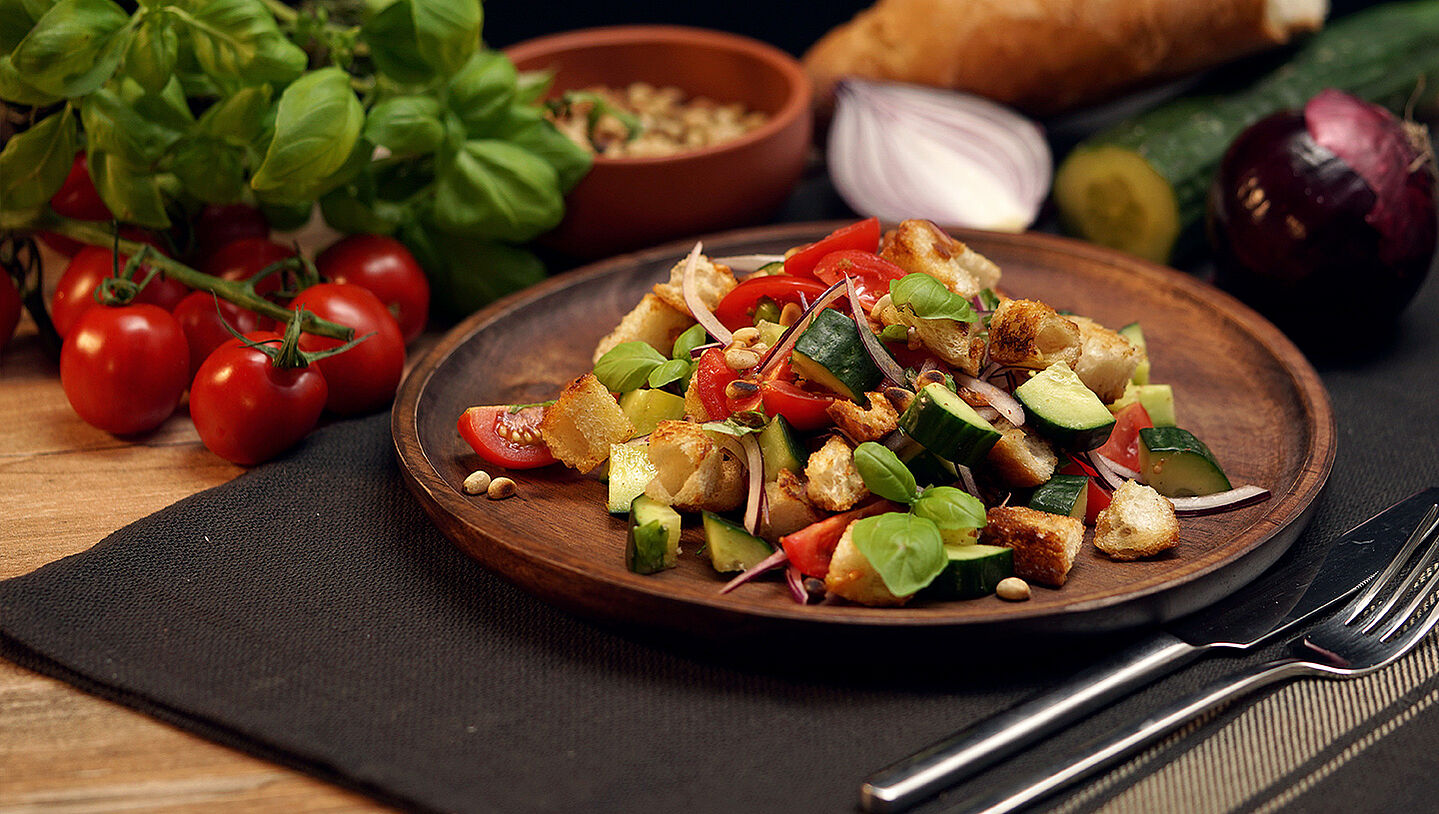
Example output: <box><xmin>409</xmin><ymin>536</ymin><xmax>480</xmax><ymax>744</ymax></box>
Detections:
<box><xmin>195</xmin><ymin>84</ymin><xmax>270</xmax><ymax>144</ymax></box>
<box><xmin>400</xmin><ymin>220</ymin><xmax>547</xmax><ymax>317</ymax></box>
<box><xmin>0</xmin><ymin>0</ymin><xmax>45</xmax><ymax>54</ymax></box>
<box><xmin>362</xmin><ymin>1</ymin><xmax>432</xmax><ymax>85</ymax></box>
<box><xmin>172</xmin><ymin>138</ymin><xmax>245</xmax><ymax>203</ymax></box>
<box><xmin>593</xmin><ymin>341</ymin><xmax>667</xmax><ymax>392</ymax></box>
<box><xmin>410</xmin><ymin>0</ymin><xmax>480</xmax><ymax>75</ymax></box>
<box><xmin>647</xmin><ymin>358</ymin><xmax>693</xmax><ymax>389</ymax></box>
<box><xmin>849</xmin><ymin>512</ymin><xmax>947</xmax><ymax>597</ymax></box>
<box><xmin>364</xmin><ymin>95</ymin><xmax>445</xmax><ymax>156</ymax></box>
<box><xmin>489</xmin><ymin>104</ymin><xmax>591</xmax><ymax>193</ymax></box>
<box><xmin>852</xmin><ymin>441</ymin><xmax>919</xmax><ymax>504</ymax></box>
<box><xmin>671</xmin><ymin>323</ymin><xmax>709</xmax><ymax>361</ymax></box>
<box><xmin>514</xmin><ymin>69</ymin><xmax>552</xmax><ymax>105</ymax></box>
<box><xmin>88</xmin><ymin>148</ymin><xmax>169</xmax><ymax>227</ymax></box>
<box><xmin>320</xmin><ymin>186</ymin><xmax>408</xmax><ymax>236</ymax></box>
<box><xmin>0</xmin><ymin>55</ymin><xmax>61</xmax><ymax>105</ymax></box>
<box><xmin>120</xmin><ymin>75</ymin><xmax>195</xmax><ymax>133</ymax></box>
<box><xmin>80</xmin><ymin>86</ymin><xmax>182</xmax><ymax>165</ymax></box>
<box><xmin>702</xmin><ymin>414</ymin><xmax>767</xmax><ymax>437</ymax></box>
<box><xmin>251</xmin><ymin>67</ymin><xmax>365</xmax><ymax>194</ymax></box>
<box><xmin>879</xmin><ymin>324</ymin><xmax>908</xmax><ymax>342</ymax></box>
<box><xmin>172</xmin><ymin>0</ymin><xmax>305</xmax><ymax>84</ymax></box>
<box><xmin>10</xmin><ymin>0</ymin><xmax>130</xmax><ymax>97</ymax></box>
<box><xmin>890</xmin><ymin>273</ymin><xmax>978</xmax><ymax>323</ymax></box>
<box><xmin>912</xmin><ymin>486</ymin><xmax>987</xmax><ymax>533</ymax></box>
<box><xmin>256</xmin><ymin>198</ymin><xmax>313</xmax><ymax>231</ymax></box>
<box><xmin>432</xmin><ymin>139</ymin><xmax>562</xmax><ymax>241</ymax></box>
<box><xmin>0</xmin><ymin>105</ymin><xmax>75</xmax><ymax>210</ymax></box>
<box><xmin>977</xmin><ymin>288</ymin><xmax>1001</xmax><ymax>312</ymax></box>
<box><xmin>447</xmin><ymin>50</ymin><xmax>517</xmax><ymax>136</ymax></box>
<box><xmin>124</xmin><ymin>11</ymin><xmax>176</xmax><ymax>91</ymax></box>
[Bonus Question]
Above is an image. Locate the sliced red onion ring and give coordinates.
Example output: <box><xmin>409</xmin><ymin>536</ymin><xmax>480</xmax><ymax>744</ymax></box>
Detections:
<box><xmin>739</xmin><ymin>433</ymin><xmax>764</xmax><ymax>534</ymax></box>
<box><xmin>1086</xmin><ymin>452</ymin><xmax>1130</xmax><ymax>491</ymax></box>
<box><xmin>955</xmin><ymin>372</ymin><xmax>1024</xmax><ymax>426</ymax></box>
<box><xmin>688</xmin><ymin>341</ymin><xmax>723</xmax><ymax>359</ymax></box>
<box><xmin>755</xmin><ymin>279</ymin><xmax>847</xmax><ymax>376</ymax></box>
<box><xmin>681</xmin><ymin>241</ymin><xmax>732</xmax><ymax>346</ymax></box>
<box><xmin>719</xmin><ymin>548</ymin><xmax>790</xmax><ymax>594</ymax></box>
<box><xmin>785</xmin><ymin>565</ymin><xmax>808</xmax><ymax>604</ymax></box>
<box><xmin>1168</xmin><ymin>485</ymin><xmax>1272</xmax><ymax>515</ymax></box>
<box><xmin>845</xmin><ymin>275</ymin><xmax>908</xmax><ymax>387</ymax></box>
<box><xmin>713</xmin><ymin>254</ymin><xmax>785</xmax><ymax>275</ymax></box>
<box><xmin>957</xmin><ymin>463</ymin><xmax>981</xmax><ymax>498</ymax></box>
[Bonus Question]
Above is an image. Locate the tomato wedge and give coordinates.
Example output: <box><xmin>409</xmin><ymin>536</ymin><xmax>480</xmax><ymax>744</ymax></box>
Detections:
<box><xmin>1057</xmin><ymin>457</ymin><xmax>1110</xmax><ymax>524</ymax></box>
<box><xmin>692</xmin><ymin>347</ymin><xmax>742</xmax><ymax>420</ymax></box>
<box><xmin>783</xmin><ymin>217</ymin><xmax>881</xmax><ymax>278</ymax></box>
<box><xmin>811</xmin><ymin>250</ymin><xmax>908</xmax><ymax>309</ymax></box>
<box><xmin>458</xmin><ymin>404</ymin><xmax>557</xmax><ymax>469</ymax></box>
<box><xmin>713</xmin><ymin>275</ymin><xmax>831</xmax><ymax>330</ymax></box>
<box><xmin>781</xmin><ymin>499</ymin><xmax>898</xmax><ymax>578</ymax></box>
<box><xmin>759</xmin><ymin>379</ymin><xmax>836</xmax><ymax>431</ymax></box>
<box><xmin>1094</xmin><ymin>403</ymin><xmax>1153</xmax><ymax>471</ymax></box>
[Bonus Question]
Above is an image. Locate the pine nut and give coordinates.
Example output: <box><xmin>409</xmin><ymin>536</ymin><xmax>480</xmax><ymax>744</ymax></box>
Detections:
<box><xmin>487</xmin><ymin>476</ymin><xmax>517</xmax><ymax>499</ymax></box>
<box><xmin>996</xmin><ymin>577</ymin><xmax>1030</xmax><ymax>601</ymax></box>
<box><xmin>779</xmin><ymin>302</ymin><xmax>803</xmax><ymax>326</ymax></box>
<box><xmin>462</xmin><ymin>470</ymin><xmax>491</xmax><ymax>495</ymax></box>
<box><xmin>884</xmin><ymin>387</ymin><xmax>914</xmax><ymax>412</ymax></box>
<box><xmin>724</xmin><ymin>347</ymin><xmax>761</xmax><ymax>370</ymax></box>
<box><xmin>731</xmin><ymin>327</ymin><xmax>761</xmax><ymax>345</ymax></box>
<box><xmin>724</xmin><ymin>380</ymin><xmax>759</xmax><ymax>400</ymax></box>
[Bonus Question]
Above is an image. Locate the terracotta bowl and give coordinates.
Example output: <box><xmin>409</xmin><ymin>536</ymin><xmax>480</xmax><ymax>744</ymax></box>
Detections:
<box><xmin>505</xmin><ymin>26</ymin><xmax>813</xmax><ymax>259</ymax></box>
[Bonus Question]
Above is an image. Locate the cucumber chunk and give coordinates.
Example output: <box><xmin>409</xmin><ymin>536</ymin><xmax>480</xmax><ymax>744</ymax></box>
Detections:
<box><xmin>626</xmin><ymin>495</ymin><xmax>681</xmax><ymax>574</ymax></box>
<box><xmin>757</xmin><ymin>415</ymin><xmax>807</xmax><ymax>481</ymax></box>
<box><xmin>921</xmin><ymin>545</ymin><xmax>1014</xmax><ymax>600</ymax></box>
<box><xmin>1014</xmin><ymin>362</ymin><xmax>1116</xmax><ymax>450</ymax></box>
<box><xmin>791</xmin><ymin>309</ymin><xmax>884</xmax><ymax>402</ymax></box>
<box><xmin>1118</xmin><ymin>322</ymin><xmax>1149</xmax><ymax>385</ymax></box>
<box><xmin>702</xmin><ymin>511</ymin><xmax>775</xmax><ymax>573</ymax></box>
<box><xmin>1138</xmin><ymin>427</ymin><xmax>1231</xmax><ymax>497</ymax></box>
<box><xmin>1029</xmin><ymin>474</ymin><xmax>1089</xmax><ymax>520</ymax></box>
<box><xmin>898</xmin><ymin>383</ymin><xmax>1001</xmax><ymax>467</ymax></box>
<box><xmin>1110</xmin><ymin>382</ymin><xmax>1177</xmax><ymax>427</ymax></box>
<box><xmin>893</xmin><ymin>434</ymin><xmax>959</xmax><ymax>488</ymax></box>
<box><xmin>607</xmin><ymin>441</ymin><xmax>656</xmax><ymax>515</ymax></box>
<box><xmin>620</xmin><ymin>389</ymin><xmax>686</xmax><ymax>436</ymax></box>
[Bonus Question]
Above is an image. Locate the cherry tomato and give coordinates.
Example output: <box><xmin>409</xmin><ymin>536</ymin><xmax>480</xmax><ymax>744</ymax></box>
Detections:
<box><xmin>1</xmin><ymin>272</ymin><xmax>21</xmax><ymax>351</ymax></box>
<box><xmin>1057</xmin><ymin>457</ymin><xmax>1111</xmax><ymax>524</ymax></box>
<box><xmin>713</xmin><ymin>275</ymin><xmax>831</xmax><ymax>331</ymax></box>
<box><xmin>811</xmin><ymin>250</ymin><xmax>908</xmax><ymax>309</ymax></box>
<box><xmin>457</xmin><ymin>404</ymin><xmax>557</xmax><ymax>469</ymax></box>
<box><xmin>203</xmin><ymin>237</ymin><xmax>296</xmax><ymax>299</ymax></box>
<box><xmin>36</xmin><ymin>231</ymin><xmax>86</xmax><ymax>257</ymax></box>
<box><xmin>316</xmin><ymin>234</ymin><xmax>429</xmax><ymax>343</ymax></box>
<box><xmin>172</xmin><ymin>291</ymin><xmax>264</xmax><ymax>379</ymax></box>
<box><xmin>780</xmin><ymin>499</ymin><xmax>897</xmax><ymax>578</ymax></box>
<box><xmin>1094</xmin><ymin>403</ymin><xmax>1154</xmax><ymax>472</ymax></box>
<box><xmin>50</xmin><ymin>153</ymin><xmax>113</xmax><ymax>221</ymax></box>
<box><xmin>192</xmin><ymin>204</ymin><xmax>270</xmax><ymax>262</ymax></box>
<box><xmin>60</xmin><ymin>303</ymin><xmax>189</xmax><ymax>435</ymax></box>
<box><xmin>289</xmin><ymin>283</ymin><xmax>406</xmax><ymax>415</ymax></box>
<box><xmin>783</xmin><ymin>217</ymin><xmax>881</xmax><ymax>278</ymax></box>
<box><xmin>51</xmin><ymin>242</ymin><xmax>186</xmax><ymax>338</ymax></box>
<box><xmin>692</xmin><ymin>347</ymin><xmax>743</xmax><ymax>419</ymax></box>
<box><xmin>759</xmin><ymin>379</ymin><xmax>837</xmax><ymax>431</ymax></box>
<box><xmin>190</xmin><ymin>331</ymin><xmax>328</xmax><ymax>465</ymax></box>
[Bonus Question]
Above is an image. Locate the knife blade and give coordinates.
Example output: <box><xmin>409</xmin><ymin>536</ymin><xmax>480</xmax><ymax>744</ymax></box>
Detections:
<box><xmin>860</xmin><ymin>487</ymin><xmax>1439</xmax><ymax>814</ymax></box>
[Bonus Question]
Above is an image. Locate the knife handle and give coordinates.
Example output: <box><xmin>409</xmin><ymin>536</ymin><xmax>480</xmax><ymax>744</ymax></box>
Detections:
<box><xmin>860</xmin><ymin>634</ymin><xmax>1202</xmax><ymax>813</ymax></box>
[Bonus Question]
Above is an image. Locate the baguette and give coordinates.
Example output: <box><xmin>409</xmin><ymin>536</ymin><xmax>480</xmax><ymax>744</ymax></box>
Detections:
<box><xmin>802</xmin><ymin>0</ymin><xmax>1326</xmax><ymax>116</ymax></box>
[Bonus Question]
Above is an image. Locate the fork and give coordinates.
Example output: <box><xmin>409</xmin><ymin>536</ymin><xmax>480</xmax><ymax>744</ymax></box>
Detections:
<box><xmin>951</xmin><ymin>504</ymin><xmax>1439</xmax><ymax>814</ymax></box>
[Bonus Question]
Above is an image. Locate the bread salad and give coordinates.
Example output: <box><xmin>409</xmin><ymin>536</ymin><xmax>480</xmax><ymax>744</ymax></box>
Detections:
<box><xmin>456</xmin><ymin>219</ymin><xmax>1269</xmax><ymax>607</ymax></box>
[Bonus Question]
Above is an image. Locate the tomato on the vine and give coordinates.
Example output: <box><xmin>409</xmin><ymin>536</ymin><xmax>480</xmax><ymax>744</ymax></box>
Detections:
<box><xmin>60</xmin><ymin>303</ymin><xmax>189</xmax><ymax>435</ymax></box>
<box><xmin>173</xmin><ymin>291</ymin><xmax>263</xmax><ymax>379</ymax></box>
<box><xmin>811</xmin><ymin>250</ymin><xmax>907</xmax><ymax>309</ymax></box>
<box><xmin>192</xmin><ymin>204</ymin><xmax>269</xmax><ymax>262</ymax></box>
<box><xmin>316</xmin><ymin>234</ymin><xmax>429</xmax><ymax>343</ymax></box>
<box><xmin>458</xmin><ymin>404</ymin><xmax>557</xmax><ymax>469</ymax></box>
<box><xmin>712</xmin><ymin>275</ymin><xmax>831</xmax><ymax>330</ymax></box>
<box><xmin>203</xmin><ymin>237</ymin><xmax>296</xmax><ymax>299</ymax></box>
<box><xmin>190</xmin><ymin>331</ymin><xmax>329</xmax><ymax>466</ymax></box>
<box><xmin>783</xmin><ymin>217</ymin><xmax>881</xmax><ymax>278</ymax></box>
<box><xmin>290</xmin><ymin>283</ymin><xmax>406</xmax><ymax>415</ymax></box>
<box><xmin>51</xmin><ymin>243</ymin><xmax>187</xmax><ymax>338</ymax></box>
<box><xmin>759</xmin><ymin>379</ymin><xmax>837</xmax><ymax>431</ymax></box>
<box><xmin>50</xmin><ymin>153</ymin><xmax>112</xmax><ymax>221</ymax></box>
<box><xmin>1</xmin><ymin>272</ymin><xmax>21</xmax><ymax>351</ymax></box>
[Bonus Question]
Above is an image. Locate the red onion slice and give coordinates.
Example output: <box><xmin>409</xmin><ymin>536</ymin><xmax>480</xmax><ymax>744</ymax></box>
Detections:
<box><xmin>1168</xmin><ymin>485</ymin><xmax>1271</xmax><ymax>515</ymax></box>
<box><xmin>785</xmin><ymin>565</ymin><xmax>808</xmax><ymax>604</ymax></box>
<box><xmin>681</xmin><ymin>241</ymin><xmax>732</xmax><ymax>346</ymax></box>
<box><xmin>739</xmin><ymin>433</ymin><xmax>764</xmax><ymax>534</ymax></box>
<box><xmin>955</xmin><ymin>372</ymin><xmax>1024</xmax><ymax>426</ymax></box>
<box><xmin>957</xmin><ymin>463</ymin><xmax>981</xmax><ymax>498</ymax></box>
<box><xmin>713</xmin><ymin>254</ymin><xmax>785</xmax><ymax>276</ymax></box>
<box><xmin>719</xmin><ymin>548</ymin><xmax>790</xmax><ymax>594</ymax></box>
<box><xmin>755</xmin><ymin>279</ymin><xmax>847</xmax><ymax>376</ymax></box>
<box><xmin>1086</xmin><ymin>452</ymin><xmax>1130</xmax><ymax>491</ymax></box>
<box><xmin>845</xmin><ymin>275</ymin><xmax>908</xmax><ymax>386</ymax></box>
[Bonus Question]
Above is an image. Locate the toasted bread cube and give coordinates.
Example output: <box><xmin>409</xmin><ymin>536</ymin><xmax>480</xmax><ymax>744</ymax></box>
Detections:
<box><xmin>987</xmin><ymin>299</ymin><xmax>1082</xmax><ymax>371</ymax></box>
<box><xmin>682</xmin><ymin>373</ymin><xmax>714</xmax><ymax>421</ymax></box>
<box><xmin>652</xmin><ymin>254</ymin><xmax>738</xmax><ymax>316</ymax></box>
<box><xmin>643</xmin><ymin>420</ymin><xmax>745</xmax><ymax>512</ymax></box>
<box><xmin>759</xmin><ymin>469</ymin><xmax>822</xmax><ymax>541</ymax></box>
<box><xmin>805</xmin><ymin>435</ymin><xmax>870</xmax><ymax>512</ymax></box>
<box><xmin>824</xmin><ymin>522</ymin><xmax>908</xmax><ymax>607</ymax></box>
<box><xmin>827</xmin><ymin>391</ymin><xmax>900</xmax><ymax>443</ymax></box>
<box><xmin>880</xmin><ymin>219</ymin><xmax>1002</xmax><ymax>298</ymax></box>
<box><xmin>986</xmin><ymin>424</ymin><xmax>1057</xmax><ymax>488</ymax></box>
<box><xmin>1095</xmin><ymin>481</ymin><xmax>1180</xmax><ymax>560</ymax></box>
<box><xmin>539</xmin><ymin>373</ymin><xmax>636</xmax><ymax>473</ymax></box>
<box><xmin>1070</xmin><ymin>316</ymin><xmax>1144</xmax><ymax>404</ymax></box>
<box><xmin>981</xmin><ymin>505</ymin><xmax>1084</xmax><ymax>587</ymax></box>
<box><xmin>591</xmin><ymin>294</ymin><xmax>696</xmax><ymax>363</ymax></box>
<box><xmin>894</xmin><ymin>307</ymin><xmax>986</xmax><ymax>376</ymax></box>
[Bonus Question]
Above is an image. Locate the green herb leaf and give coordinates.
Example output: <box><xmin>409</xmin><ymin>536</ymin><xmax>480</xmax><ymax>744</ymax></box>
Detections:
<box><xmin>647</xmin><ymin>358</ymin><xmax>692</xmax><ymax>389</ymax></box>
<box><xmin>0</xmin><ymin>54</ymin><xmax>61</xmax><ymax>105</ymax></box>
<box><xmin>362</xmin><ymin>1</ymin><xmax>432</xmax><ymax>84</ymax></box>
<box><xmin>593</xmin><ymin>341</ymin><xmax>667</xmax><ymax>392</ymax></box>
<box><xmin>172</xmin><ymin>138</ymin><xmax>245</xmax><ymax>203</ymax></box>
<box><xmin>410</xmin><ymin>0</ymin><xmax>480</xmax><ymax>75</ymax></box>
<box><xmin>849</xmin><ymin>512</ymin><xmax>947</xmax><ymax>597</ymax></box>
<box><xmin>195</xmin><ymin>84</ymin><xmax>270</xmax><ymax>144</ymax></box>
<box><xmin>251</xmin><ymin>67</ymin><xmax>365</xmax><ymax>194</ymax></box>
<box><xmin>912</xmin><ymin>486</ymin><xmax>986</xmax><ymax>533</ymax></box>
<box><xmin>172</xmin><ymin>0</ymin><xmax>305</xmax><ymax>84</ymax></box>
<box><xmin>890</xmin><ymin>273</ymin><xmax>979</xmax><ymax>323</ymax></box>
<box><xmin>0</xmin><ymin>105</ymin><xmax>75</xmax><ymax>210</ymax></box>
<box><xmin>10</xmin><ymin>0</ymin><xmax>131</xmax><ymax>97</ymax></box>
<box><xmin>852</xmin><ymin>441</ymin><xmax>919</xmax><ymax>504</ymax></box>
<box><xmin>80</xmin><ymin>85</ymin><xmax>183</xmax><ymax>164</ymax></box>
<box><xmin>124</xmin><ymin>11</ymin><xmax>176</xmax><ymax>91</ymax></box>
<box><xmin>977</xmin><ymin>288</ymin><xmax>1001</xmax><ymax>312</ymax></box>
<box><xmin>447</xmin><ymin>50</ymin><xmax>518</xmax><ymax>136</ymax></box>
<box><xmin>432</xmin><ymin>139</ymin><xmax>562</xmax><ymax>241</ymax></box>
<box><xmin>879</xmin><ymin>324</ymin><xmax>908</xmax><ymax>342</ymax></box>
<box><xmin>702</xmin><ymin>414</ymin><xmax>767</xmax><ymax>437</ymax></box>
<box><xmin>364</xmin><ymin>95</ymin><xmax>446</xmax><ymax>156</ymax></box>
<box><xmin>488</xmin><ymin>105</ymin><xmax>591</xmax><ymax>193</ymax></box>
<box><xmin>120</xmin><ymin>75</ymin><xmax>195</xmax><ymax>134</ymax></box>
<box><xmin>671</xmin><ymin>323</ymin><xmax>709</xmax><ymax>361</ymax></box>
<box><xmin>87</xmin><ymin>148</ymin><xmax>169</xmax><ymax>227</ymax></box>
<box><xmin>319</xmin><ymin>186</ymin><xmax>408</xmax><ymax>235</ymax></box>
<box><xmin>401</xmin><ymin>219</ymin><xmax>548</xmax><ymax>317</ymax></box>
<box><xmin>0</xmin><ymin>0</ymin><xmax>44</xmax><ymax>54</ymax></box>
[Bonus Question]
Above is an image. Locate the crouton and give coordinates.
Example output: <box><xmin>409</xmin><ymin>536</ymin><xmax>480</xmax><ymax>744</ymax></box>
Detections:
<box><xmin>892</xmin><ymin>307</ymin><xmax>986</xmax><ymax>376</ymax></box>
<box><xmin>1094</xmin><ymin>481</ymin><xmax>1180</xmax><ymax>560</ymax></box>
<box><xmin>824</xmin><ymin>522</ymin><xmax>908</xmax><ymax>607</ymax></box>
<box><xmin>980</xmin><ymin>505</ymin><xmax>1084</xmax><ymax>587</ymax></box>
<box><xmin>987</xmin><ymin>299</ymin><xmax>1082</xmax><ymax>371</ymax></box>
<box><xmin>805</xmin><ymin>435</ymin><xmax>870</xmax><ymax>512</ymax></box>
<box><xmin>652</xmin><ymin>254</ymin><xmax>738</xmax><ymax>316</ymax></box>
<box><xmin>1070</xmin><ymin>316</ymin><xmax>1144</xmax><ymax>404</ymax></box>
<box><xmin>827</xmin><ymin>391</ymin><xmax>900</xmax><ymax>443</ymax></box>
<box><xmin>879</xmin><ymin>219</ymin><xmax>1002</xmax><ymax>298</ymax></box>
<box><xmin>759</xmin><ymin>469</ymin><xmax>822</xmax><ymax>541</ymax></box>
<box><xmin>591</xmin><ymin>294</ymin><xmax>695</xmax><ymax>363</ymax></box>
<box><xmin>986</xmin><ymin>424</ymin><xmax>1057</xmax><ymax>488</ymax></box>
<box><xmin>538</xmin><ymin>374</ymin><xmax>636</xmax><ymax>473</ymax></box>
<box><xmin>643</xmin><ymin>420</ymin><xmax>746</xmax><ymax>512</ymax></box>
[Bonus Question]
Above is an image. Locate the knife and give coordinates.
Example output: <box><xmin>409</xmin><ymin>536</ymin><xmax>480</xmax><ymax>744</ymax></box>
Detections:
<box><xmin>860</xmin><ymin>487</ymin><xmax>1439</xmax><ymax>813</ymax></box>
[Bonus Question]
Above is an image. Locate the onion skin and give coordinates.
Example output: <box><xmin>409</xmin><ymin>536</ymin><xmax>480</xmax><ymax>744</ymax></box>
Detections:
<box><xmin>1207</xmin><ymin>97</ymin><xmax>1437</xmax><ymax>351</ymax></box>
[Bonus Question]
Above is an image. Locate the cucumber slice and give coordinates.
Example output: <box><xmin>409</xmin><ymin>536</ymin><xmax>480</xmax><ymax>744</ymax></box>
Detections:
<box><xmin>607</xmin><ymin>441</ymin><xmax>656</xmax><ymax>515</ymax></box>
<box><xmin>898</xmin><ymin>383</ymin><xmax>1001</xmax><ymax>467</ymax></box>
<box><xmin>755</xmin><ymin>319</ymin><xmax>787</xmax><ymax>348</ymax></box>
<box><xmin>1138</xmin><ymin>427</ymin><xmax>1231</xmax><ymax>497</ymax></box>
<box><xmin>1029</xmin><ymin>474</ymin><xmax>1089</xmax><ymax>520</ymax></box>
<box><xmin>702</xmin><ymin>511</ymin><xmax>774</xmax><ymax>573</ymax></box>
<box><xmin>626</xmin><ymin>495</ymin><xmax>681</xmax><ymax>574</ymax></box>
<box><xmin>757</xmin><ymin>415</ymin><xmax>807</xmax><ymax>481</ymax></box>
<box><xmin>1054</xmin><ymin>145</ymin><xmax>1181</xmax><ymax>264</ymax></box>
<box><xmin>791</xmin><ymin>308</ymin><xmax>883</xmax><ymax>402</ymax></box>
<box><xmin>893</xmin><ymin>434</ymin><xmax>959</xmax><ymax>488</ymax></box>
<box><xmin>620</xmin><ymin>389</ymin><xmax>686</xmax><ymax>436</ymax></box>
<box><xmin>1014</xmin><ymin>362</ymin><xmax>1116</xmax><ymax>450</ymax></box>
<box><xmin>1118</xmin><ymin>322</ymin><xmax>1149</xmax><ymax>385</ymax></box>
<box><xmin>921</xmin><ymin>545</ymin><xmax>1014</xmax><ymax>600</ymax></box>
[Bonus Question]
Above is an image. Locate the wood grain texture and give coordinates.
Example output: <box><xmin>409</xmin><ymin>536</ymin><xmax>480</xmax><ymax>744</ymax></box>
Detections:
<box><xmin>394</xmin><ymin>224</ymin><xmax>1336</xmax><ymax>642</ymax></box>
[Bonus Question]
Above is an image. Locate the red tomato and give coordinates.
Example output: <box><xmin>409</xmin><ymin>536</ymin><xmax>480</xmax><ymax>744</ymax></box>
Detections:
<box><xmin>36</xmin><ymin>231</ymin><xmax>85</xmax><ymax>257</ymax></box>
<box><xmin>457</xmin><ymin>404</ymin><xmax>557</xmax><ymax>469</ymax></box>
<box><xmin>1</xmin><ymin>272</ymin><xmax>21</xmax><ymax>351</ymax></box>
<box><xmin>50</xmin><ymin>153</ymin><xmax>112</xmax><ymax>221</ymax></box>
<box><xmin>290</xmin><ymin>283</ymin><xmax>406</xmax><ymax>415</ymax></box>
<box><xmin>713</xmin><ymin>275</ymin><xmax>831</xmax><ymax>331</ymax></box>
<box><xmin>781</xmin><ymin>499</ymin><xmax>898</xmax><ymax>578</ymax></box>
<box><xmin>60</xmin><ymin>304</ymin><xmax>189</xmax><ymax>435</ymax></box>
<box><xmin>203</xmin><ymin>237</ymin><xmax>296</xmax><ymax>299</ymax></box>
<box><xmin>1094</xmin><ymin>403</ymin><xmax>1154</xmax><ymax>472</ymax></box>
<box><xmin>51</xmin><ymin>243</ymin><xmax>186</xmax><ymax>338</ymax></box>
<box><xmin>316</xmin><ymin>234</ymin><xmax>430</xmax><ymax>343</ymax></box>
<box><xmin>759</xmin><ymin>379</ymin><xmax>837</xmax><ymax>431</ymax></box>
<box><xmin>190</xmin><ymin>331</ymin><xmax>328</xmax><ymax>465</ymax></box>
<box><xmin>172</xmin><ymin>291</ymin><xmax>264</xmax><ymax>379</ymax></box>
<box><xmin>192</xmin><ymin>204</ymin><xmax>270</xmax><ymax>262</ymax></box>
<box><xmin>692</xmin><ymin>347</ymin><xmax>741</xmax><ymax>420</ymax></box>
<box><xmin>783</xmin><ymin>217</ymin><xmax>881</xmax><ymax>278</ymax></box>
<box><xmin>811</xmin><ymin>250</ymin><xmax>908</xmax><ymax>309</ymax></box>
<box><xmin>1057</xmin><ymin>458</ymin><xmax>1111</xmax><ymax>524</ymax></box>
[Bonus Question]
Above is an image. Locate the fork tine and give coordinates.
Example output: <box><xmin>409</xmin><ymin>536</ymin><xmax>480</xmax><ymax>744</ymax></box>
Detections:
<box><xmin>1343</xmin><ymin>504</ymin><xmax>1439</xmax><ymax>625</ymax></box>
<box><xmin>1362</xmin><ymin>513</ymin><xmax>1439</xmax><ymax>635</ymax></box>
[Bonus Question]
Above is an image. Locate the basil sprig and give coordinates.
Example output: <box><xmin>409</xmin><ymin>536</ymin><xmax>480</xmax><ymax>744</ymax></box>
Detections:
<box><xmin>849</xmin><ymin>513</ymin><xmax>948</xmax><ymax>597</ymax></box>
<box><xmin>890</xmin><ymin>274</ymin><xmax>980</xmax><ymax>323</ymax></box>
<box><xmin>593</xmin><ymin>324</ymin><xmax>707</xmax><ymax>393</ymax></box>
<box><xmin>852</xmin><ymin>442</ymin><xmax>918</xmax><ymax>504</ymax></box>
<box><xmin>912</xmin><ymin>486</ymin><xmax>986</xmax><ymax>539</ymax></box>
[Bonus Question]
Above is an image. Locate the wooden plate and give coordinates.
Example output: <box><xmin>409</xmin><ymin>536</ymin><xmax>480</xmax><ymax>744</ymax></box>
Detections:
<box><xmin>393</xmin><ymin>224</ymin><xmax>1335</xmax><ymax>642</ymax></box>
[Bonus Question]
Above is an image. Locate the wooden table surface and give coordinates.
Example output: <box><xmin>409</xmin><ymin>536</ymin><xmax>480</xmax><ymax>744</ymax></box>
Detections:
<box><xmin>0</xmin><ymin>239</ymin><xmax>392</xmax><ymax>812</ymax></box>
